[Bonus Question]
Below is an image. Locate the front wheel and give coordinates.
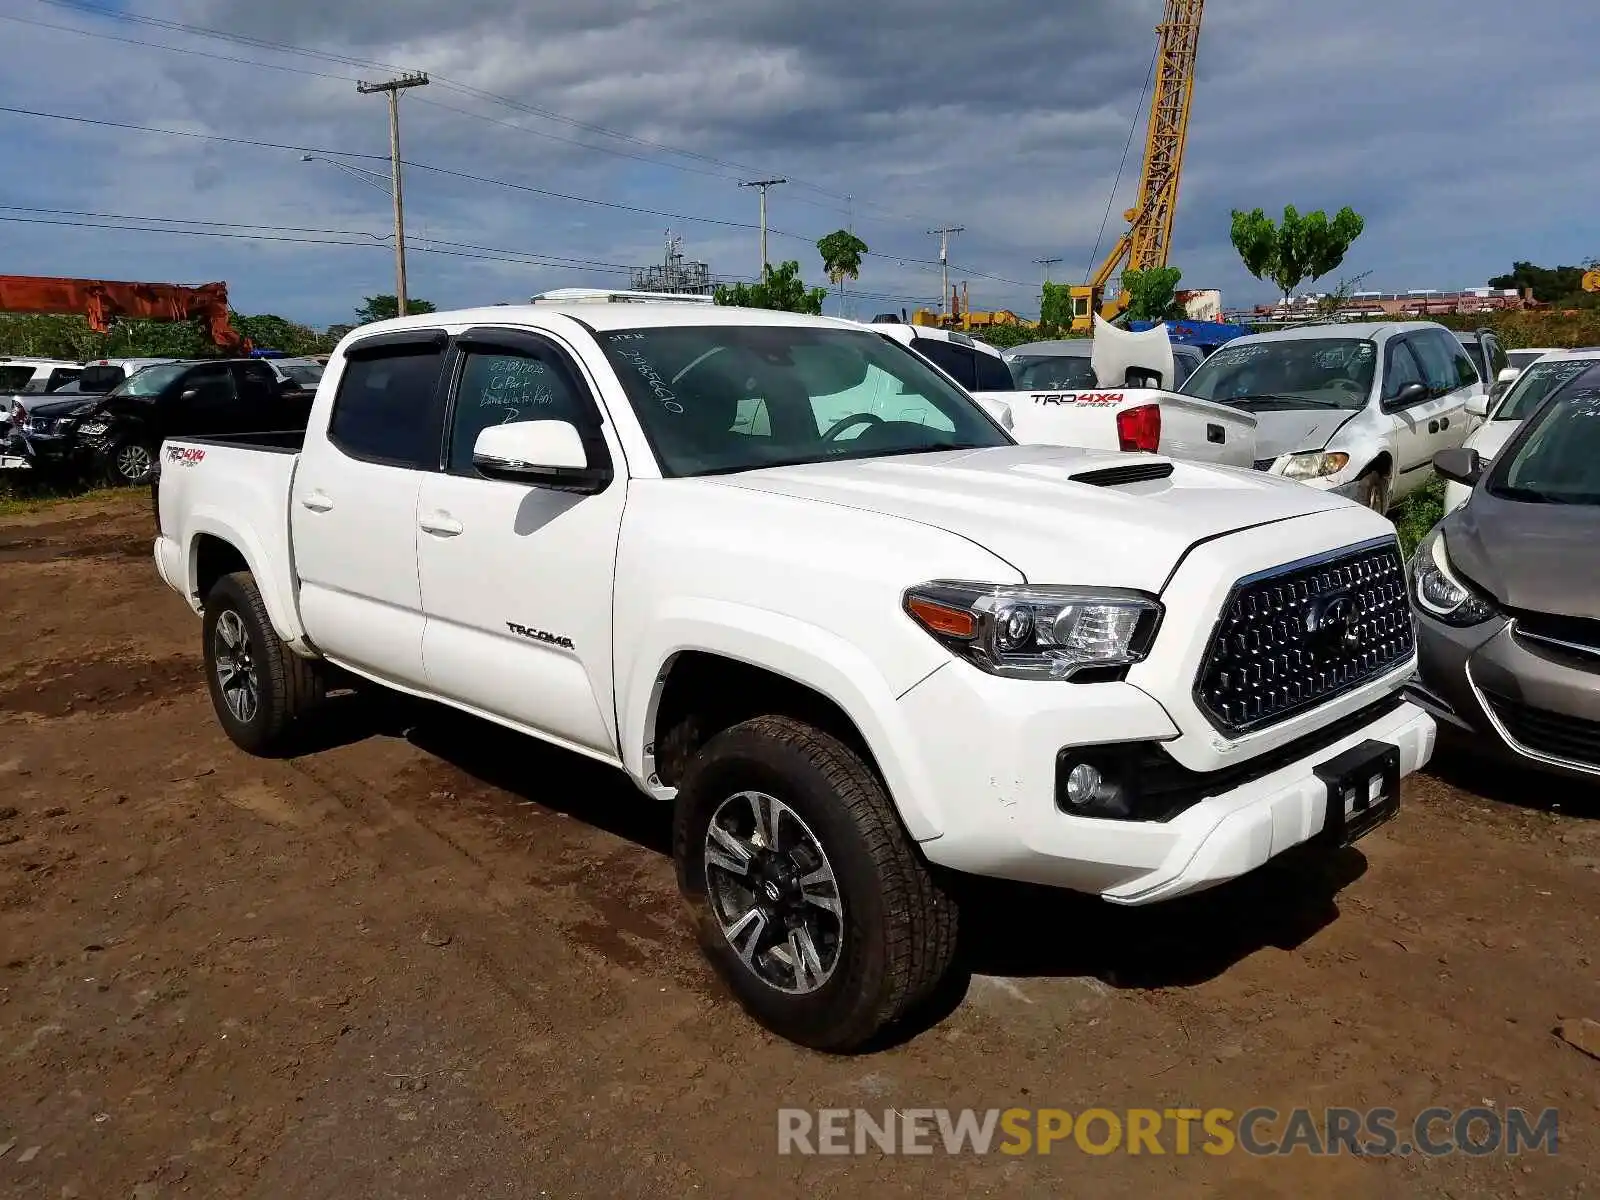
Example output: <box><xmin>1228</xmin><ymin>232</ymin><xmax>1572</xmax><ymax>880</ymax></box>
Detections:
<box><xmin>201</xmin><ymin>571</ymin><xmax>325</xmax><ymax>756</ymax></box>
<box><xmin>1356</xmin><ymin>466</ymin><xmax>1391</xmax><ymax>514</ymax></box>
<box><xmin>105</xmin><ymin>439</ymin><xmax>157</xmax><ymax>487</ymax></box>
<box><xmin>674</xmin><ymin>716</ymin><xmax>958</xmax><ymax>1052</ymax></box>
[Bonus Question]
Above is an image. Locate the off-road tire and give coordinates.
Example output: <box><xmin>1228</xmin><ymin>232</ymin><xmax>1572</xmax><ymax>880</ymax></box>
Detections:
<box><xmin>202</xmin><ymin>571</ymin><xmax>324</xmax><ymax>756</ymax></box>
<box><xmin>674</xmin><ymin>715</ymin><xmax>959</xmax><ymax>1052</ymax></box>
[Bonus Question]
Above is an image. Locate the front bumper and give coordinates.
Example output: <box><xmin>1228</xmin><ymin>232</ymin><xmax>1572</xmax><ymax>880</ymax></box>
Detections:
<box><xmin>1410</xmin><ymin>613</ymin><xmax>1600</xmax><ymax>781</ymax></box>
<box><xmin>898</xmin><ymin>660</ymin><xmax>1435</xmax><ymax>905</ymax></box>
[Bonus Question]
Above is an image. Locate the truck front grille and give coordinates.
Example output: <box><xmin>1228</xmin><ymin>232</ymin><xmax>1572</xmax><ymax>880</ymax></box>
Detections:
<box><xmin>1196</xmin><ymin>537</ymin><xmax>1414</xmax><ymax>736</ymax></box>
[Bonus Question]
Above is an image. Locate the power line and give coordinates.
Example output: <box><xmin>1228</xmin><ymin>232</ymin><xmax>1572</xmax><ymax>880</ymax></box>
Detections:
<box><xmin>32</xmin><ymin>0</ymin><xmax>855</xmax><ymax>201</ymax></box>
<box><xmin>1083</xmin><ymin>44</ymin><xmax>1158</xmax><ymax>284</ymax></box>
<box><xmin>14</xmin><ymin>2</ymin><xmax>1024</xmax><ymax>267</ymax></box>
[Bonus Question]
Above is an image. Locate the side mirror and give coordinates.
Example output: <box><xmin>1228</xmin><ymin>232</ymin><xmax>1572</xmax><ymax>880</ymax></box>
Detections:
<box><xmin>1433</xmin><ymin>447</ymin><xmax>1484</xmax><ymax>487</ymax></box>
<box><xmin>1496</xmin><ymin>366</ymin><xmax>1520</xmax><ymax>385</ymax></box>
<box><xmin>471</xmin><ymin>420</ymin><xmax>610</xmax><ymax>492</ymax></box>
<box><xmin>179</xmin><ymin>388</ymin><xmax>199</xmax><ymax>403</ymax></box>
<box><xmin>1388</xmin><ymin>381</ymin><xmax>1429</xmax><ymax>408</ymax></box>
<box><xmin>1466</xmin><ymin>393</ymin><xmax>1491</xmax><ymax>418</ymax></box>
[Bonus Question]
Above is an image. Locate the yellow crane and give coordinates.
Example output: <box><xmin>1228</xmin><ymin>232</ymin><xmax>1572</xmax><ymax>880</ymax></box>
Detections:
<box><xmin>1068</xmin><ymin>0</ymin><xmax>1205</xmax><ymax>333</ymax></box>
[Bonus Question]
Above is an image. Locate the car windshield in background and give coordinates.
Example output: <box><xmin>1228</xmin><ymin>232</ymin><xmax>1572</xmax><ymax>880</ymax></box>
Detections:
<box><xmin>1495</xmin><ymin>358</ymin><xmax>1592</xmax><ymax>421</ymax></box>
<box><xmin>108</xmin><ymin>363</ymin><xmax>187</xmax><ymax>398</ymax></box>
<box><xmin>1507</xmin><ymin>350</ymin><xmax>1547</xmax><ymax>371</ymax></box>
<box><xmin>283</xmin><ymin>364</ymin><xmax>323</xmax><ymax>386</ymax></box>
<box><xmin>1489</xmin><ymin>381</ymin><xmax>1600</xmax><ymax>506</ymax></box>
<box><xmin>1006</xmin><ymin>354</ymin><xmax>1098</xmax><ymax>392</ymax></box>
<box><xmin>1181</xmin><ymin>338</ymin><xmax>1377</xmax><ymax>410</ymax></box>
<box><xmin>598</xmin><ymin>325</ymin><xmax>1011</xmax><ymax>477</ymax></box>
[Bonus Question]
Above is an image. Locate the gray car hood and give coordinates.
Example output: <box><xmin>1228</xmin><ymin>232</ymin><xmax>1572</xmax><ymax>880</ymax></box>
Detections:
<box><xmin>1247</xmin><ymin>407</ymin><xmax>1361</xmax><ymax>460</ymax></box>
<box><xmin>1445</xmin><ymin>496</ymin><xmax>1600</xmax><ymax>619</ymax></box>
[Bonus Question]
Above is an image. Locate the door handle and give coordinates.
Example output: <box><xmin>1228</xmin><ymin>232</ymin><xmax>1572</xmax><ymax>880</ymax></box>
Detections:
<box><xmin>418</xmin><ymin>512</ymin><xmax>464</xmax><ymax>537</ymax></box>
<box><xmin>300</xmin><ymin>491</ymin><xmax>333</xmax><ymax>512</ymax></box>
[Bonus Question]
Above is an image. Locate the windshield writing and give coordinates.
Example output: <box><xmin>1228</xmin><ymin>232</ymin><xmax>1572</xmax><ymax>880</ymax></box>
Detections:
<box><xmin>1497</xmin><ymin>359</ymin><xmax>1590</xmax><ymax>421</ymax></box>
<box><xmin>1489</xmin><ymin>384</ymin><xmax>1600</xmax><ymax>506</ymax></box>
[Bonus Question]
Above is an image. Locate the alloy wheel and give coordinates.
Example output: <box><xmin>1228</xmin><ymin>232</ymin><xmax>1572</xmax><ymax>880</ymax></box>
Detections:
<box><xmin>116</xmin><ymin>443</ymin><xmax>153</xmax><ymax>482</ymax></box>
<box><xmin>703</xmin><ymin>790</ymin><xmax>844</xmax><ymax>995</ymax></box>
<box><xmin>213</xmin><ymin>609</ymin><xmax>259</xmax><ymax>724</ymax></box>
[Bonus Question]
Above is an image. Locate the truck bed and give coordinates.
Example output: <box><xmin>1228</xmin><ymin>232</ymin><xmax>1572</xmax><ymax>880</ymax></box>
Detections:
<box><xmin>152</xmin><ymin>432</ymin><xmax>304</xmax><ymax>632</ymax></box>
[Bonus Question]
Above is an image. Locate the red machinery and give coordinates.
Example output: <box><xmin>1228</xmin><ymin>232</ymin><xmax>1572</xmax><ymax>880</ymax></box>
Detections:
<box><xmin>0</xmin><ymin>275</ymin><xmax>249</xmax><ymax>351</ymax></box>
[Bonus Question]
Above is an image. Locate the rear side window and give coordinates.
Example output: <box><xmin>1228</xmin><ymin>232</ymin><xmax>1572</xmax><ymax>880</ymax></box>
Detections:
<box><xmin>1486</xmin><ymin>337</ymin><xmax>1509</xmax><ymax>379</ymax></box>
<box><xmin>972</xmin><ymin>349</ymin><xmax>1012</xmax><ymax>392</ymax></box>
<box><xmin>912</xmin><ymin>337</ymin><xmax>978</xmax><ymax>389</ymax></box>
<box><xmin>0</xmin><ymin>366</ymin><xmax>33</xmax><ymax>391</ymax></box>
<box><xmin>327</xmin><ymin>341</ymin><xmax>448</xmax><ymax>469</ymax></box>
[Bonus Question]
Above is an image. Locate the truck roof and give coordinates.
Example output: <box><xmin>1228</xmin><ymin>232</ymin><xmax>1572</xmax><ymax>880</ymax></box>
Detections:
<box><xmin>343</xmin><ymin>303</ymin><xmax>867</xmax><ymax>341</ymax></box>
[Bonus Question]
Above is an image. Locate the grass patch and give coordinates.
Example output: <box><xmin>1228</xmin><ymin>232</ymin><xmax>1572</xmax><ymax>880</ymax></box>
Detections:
<box><xmin>0</xmin><ymin>479</ymin><xmax>129</xmax><ymax>517</ymax></box>
<box><xmin>1391</xmin><ymin>475</ymin><xmax>1445</xmax><ymax>558</ymax></box>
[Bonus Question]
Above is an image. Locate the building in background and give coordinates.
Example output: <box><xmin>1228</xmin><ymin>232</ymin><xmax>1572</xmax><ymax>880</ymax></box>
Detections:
<box><xmin>630</xmin><ymin>232</ymin><xmax>713</xmax><ymax>296</ymax></box>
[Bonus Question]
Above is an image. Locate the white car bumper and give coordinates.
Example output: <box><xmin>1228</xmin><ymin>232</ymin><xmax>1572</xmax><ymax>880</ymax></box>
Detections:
<box><xmin>896</xmin><ymin>662</ymin><xmax>1436</xmax><ymax>905</ymax></box>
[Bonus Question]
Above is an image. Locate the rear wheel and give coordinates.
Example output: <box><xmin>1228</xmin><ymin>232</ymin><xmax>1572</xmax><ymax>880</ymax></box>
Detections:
<box><xmin>674</xmin><ymin>715</ymin><xmax>958</xmax><ymax>1052</ymax></box>
<box><xmin>202</xmin><ymin>571</ymin><xmax>325</xmax><ymax>756</ymax></box>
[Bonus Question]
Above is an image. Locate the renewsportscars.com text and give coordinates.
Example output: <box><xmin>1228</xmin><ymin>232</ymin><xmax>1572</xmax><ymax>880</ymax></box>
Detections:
<box><xmin>777</xmin><ymin>1106</ymin><xmax>1559</xmax><ymax>1157</ymax></box>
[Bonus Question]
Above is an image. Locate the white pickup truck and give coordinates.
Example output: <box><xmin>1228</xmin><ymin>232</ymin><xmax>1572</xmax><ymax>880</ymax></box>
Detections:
<box><xmin>151</xmin><ymin>301</ymin><xmax>1435</xmax><ymax>1051</ymax></box>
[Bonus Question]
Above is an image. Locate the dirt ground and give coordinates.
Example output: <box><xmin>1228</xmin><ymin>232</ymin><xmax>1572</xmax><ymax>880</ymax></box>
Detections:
<box><xmin>1</xmin><ymin>492</ymin><xmax>1597</xmax><ymax>1199</ymax></box>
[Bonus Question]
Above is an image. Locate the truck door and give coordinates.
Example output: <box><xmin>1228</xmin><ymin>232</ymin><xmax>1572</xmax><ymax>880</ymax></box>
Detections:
<box><xmin>290</xmin><ymin>329</ymin><xmax>449</xmax><ymax>689</ymax></box>
<box><xmin>416</xmin><ymin>327</ymin><xmax>628</xmax><ymax>756</ymax></box>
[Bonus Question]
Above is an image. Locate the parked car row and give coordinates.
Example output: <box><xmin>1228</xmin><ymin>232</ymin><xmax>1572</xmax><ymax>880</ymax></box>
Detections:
<box><xmin>1408</xmin><ymin>351</ymin><xmax>1600</xmax><ymax>783</ymax></box>
<box><xmin>3</xmin><ymin>355</ymin><xmax>320</xmax><ymax>484</ymax></box>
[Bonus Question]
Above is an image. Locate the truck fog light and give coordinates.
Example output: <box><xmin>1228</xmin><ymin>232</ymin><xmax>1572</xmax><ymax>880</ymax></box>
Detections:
<box><xmin>1064</xmin><ymin>762</ymin><xmax>1105</xmax><ymax>807</ymax></box>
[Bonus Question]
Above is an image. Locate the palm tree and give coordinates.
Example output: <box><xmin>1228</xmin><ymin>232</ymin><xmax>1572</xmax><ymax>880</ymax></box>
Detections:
<box><xmin>816</xmin><ymin>230</ymin><xmax>869</xmax><ymax>319</ymax></box>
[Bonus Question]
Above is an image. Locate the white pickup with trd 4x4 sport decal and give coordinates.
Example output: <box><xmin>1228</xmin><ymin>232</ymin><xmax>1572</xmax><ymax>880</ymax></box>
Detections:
<box><xmin>149</xmin><ymin>300</ymin><xmax>1434</xmax><ymax>1051</ymax></box>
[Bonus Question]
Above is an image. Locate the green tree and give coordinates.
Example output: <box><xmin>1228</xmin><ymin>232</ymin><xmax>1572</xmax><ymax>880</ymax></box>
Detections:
<box><xmin>1039</xmin><ymin>281</ymin><xmax>1073</xmax><ymax>332</ymax></box>
<box><xmin>1230</xmin><ymin>205</ymin><xmax>1365</xmax><ymax>301</ymax></box>
<box><xmin>816</xmin><ymin>230</ymin><xmax>869</xmax><ymax>317</ymax></box>
<box><xmin>1122</xmin><ymin>266</ymin><xmax>1186</xmax><ymax>322</ymax></box>
<box><xmin>355</xmin><ymin>294</ymin><xmax>438</xmax><ymax>324</ymax></box>
<box><xmin>713</xmin><ymin>261</ymin><xmax>827</xmax><ymax>315</ymax></box>
<box><xmin>233</xmin><ymin>313</ymin><xmax>324</xmax><ymax>356</ymax></box>
<box><xmin>1488</xmin><ymin>261</ymin><xmax>1592</xmax><ymax>305</ymax></box>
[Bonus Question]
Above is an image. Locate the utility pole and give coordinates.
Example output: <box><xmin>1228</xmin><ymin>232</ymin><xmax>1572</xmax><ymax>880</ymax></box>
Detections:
<box><xmin>740</xmin><ymin>178</ymin><xmax>786</xmax><ymax>276</ymax></box>
<box><xmin>1034</xmin><ymin>256</ymin><xmax>1063</xmax><ymax>283</ymax></box>
<box><xmin>929</xmin><ymin>226</ymin><xmax>963</xmax><ymax>314</ymax></box>
<box><xmin>357</xmin><ymin>71</ymin><xmax>429</xmax><ymax>316</ymax></box>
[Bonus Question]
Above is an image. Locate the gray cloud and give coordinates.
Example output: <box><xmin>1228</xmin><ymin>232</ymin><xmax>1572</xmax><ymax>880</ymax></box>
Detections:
<box><xmin>0</xmin><ymin>0</ymin><xmax>1594</xmax><ymax>325</ymax></box>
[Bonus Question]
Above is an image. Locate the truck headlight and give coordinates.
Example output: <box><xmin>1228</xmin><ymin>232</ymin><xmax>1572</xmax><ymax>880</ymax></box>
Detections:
<box><xmin>903</xmin><ymin>581</ymin><xmax>1162</xmax><ymax>680</ymax></box>
<box><xmin>1409</xmin><ymin>529</ymin><xmax>1497</xmax><ymax>627</ymax></box>
<box><xmin>1280</xmin><ymin>450</ymin><xmax>1350</xmax><ymax>480</ymax></box>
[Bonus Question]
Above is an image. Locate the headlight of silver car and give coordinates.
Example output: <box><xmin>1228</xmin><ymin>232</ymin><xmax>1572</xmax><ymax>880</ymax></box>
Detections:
<box><xmin>1409</xmin><ymin>529</ymin><xmax>1497</xmax><ymax>627</ymax></box>
<box><xmin>1280</xmin><ymin>450</ymin><xmax>1351</xmax><ymax>480</ymax></box>
<box><xmin>903</xmin><ymin>581</ymin><xmax>1162</xmax><ymax>680</ymax></box>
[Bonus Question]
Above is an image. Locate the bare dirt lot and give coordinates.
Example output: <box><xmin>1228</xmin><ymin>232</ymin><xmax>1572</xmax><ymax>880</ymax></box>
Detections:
<box><xmin>1</xmin><ymin>493</ymin><xmax>1597</xmax><ymax>1199</ymax></box>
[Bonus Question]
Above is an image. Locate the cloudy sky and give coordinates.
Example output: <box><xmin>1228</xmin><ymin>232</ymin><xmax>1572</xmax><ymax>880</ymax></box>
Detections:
<box><xmin>0</xmin><ymin>0</ymin><xmax>1595</xmax><ymax>329</ymax></box>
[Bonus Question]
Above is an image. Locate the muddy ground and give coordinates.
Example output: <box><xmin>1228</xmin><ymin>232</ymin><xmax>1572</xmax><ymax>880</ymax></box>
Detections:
<box><xmin>0</xmin><ymin>493</ymin><xmax>1596</xmax><ymax>1199</ymax></box>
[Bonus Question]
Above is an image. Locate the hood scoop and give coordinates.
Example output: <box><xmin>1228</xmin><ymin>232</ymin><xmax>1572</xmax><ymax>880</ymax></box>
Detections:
<box><xmin>1067</xmin><ymin>459</ymin><xmax>1175</xmax><ymax>486</ymax></box>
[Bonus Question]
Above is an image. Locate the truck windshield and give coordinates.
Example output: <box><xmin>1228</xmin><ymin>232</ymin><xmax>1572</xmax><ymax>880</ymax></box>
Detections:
<box><xmin>1006</xmin><ymin>354</ymin><xmax>1098</xmax><ymax>391</ymax></box>
<box><xmin>1494</xmin><ymin>357</ymin><xmax>1591</xmax><ymax>421</ymax></box>
<box><xmin>1488</xmin><ymin>381</ymin><xmax>1600</xmax><ymax>506</ymax></box>
<box><xmin>108</xmin><ymin>363</ymin><xmax>188</xmax><ymax>398</ymax></box>
<box><xmin>598</xmin><ymin>325</ymin><xmax>1012</xmax><ymax>477</ymax></box>
<box><xmin>1181</xmin><ymin>338</ymin><xmax>1377</xmax><ymax>410</ymax></box>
